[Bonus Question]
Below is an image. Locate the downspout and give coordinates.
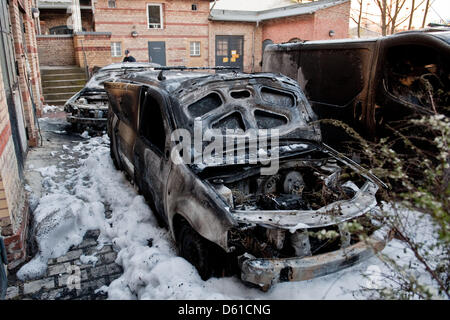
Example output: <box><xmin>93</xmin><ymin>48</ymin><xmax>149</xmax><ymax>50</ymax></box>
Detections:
<box><xmin>252</xmin><ymin>20</ymin><xmax>261</xmax><ymax>73</ymax></box>
<box><xmin>91</xmin><ymin>0</ymin><xmax>96</xmax><ymax>31</ymax></box>
<box><xmin>81</xmin><ymin>39</ymin><xmax>90</xmax><ymax>79</ymax></box>
<box><xmin>252</xmin><ymin>22</ymin><xmax>257</xmax><ymax>73</ymax></box>
<box><xmin>209</xmin><ymin>0</ymin><xmax>217</xmax><ymax>69</ymax></box>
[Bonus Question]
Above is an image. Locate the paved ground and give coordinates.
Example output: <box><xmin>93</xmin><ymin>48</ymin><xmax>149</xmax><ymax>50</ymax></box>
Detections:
<box><xmin>6</xmin><ymin>111</ymin><xmax>123</xmax><ymax>300</ymax></box>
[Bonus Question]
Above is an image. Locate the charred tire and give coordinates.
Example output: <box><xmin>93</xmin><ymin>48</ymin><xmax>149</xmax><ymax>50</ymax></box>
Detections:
<box><xmin>176</xmin><ymin>221</ymin><xmax>222</xmax><ymax>281</ymax></box>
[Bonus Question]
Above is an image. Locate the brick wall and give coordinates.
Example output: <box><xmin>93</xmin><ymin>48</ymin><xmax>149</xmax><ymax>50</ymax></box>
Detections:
<box><xmin>92</xmin><ymin>0</ymin><xmax>210</xmax><ymax>67</ymax></box>
<box><xmin>39</xmin><ymin>9</ymin><xmax>94</xmax><ymax>35</ymax></box>
<box><xmin>37</xmin><ymin>35</ymin><xmax>76</xmax><ymax>66</ymax></box>
<box><xmin>73</xmin><ymin>32</ymin><xmax>113</xmax><ymax>68</ymax></box>
<box><xmin>262</xmin><ymin>15</ymin><xmax>316</xmax><ymax>43</ymax></box>
<box><xmin>313</xmin><ymin>1</ymin><xmax>350</xmax><ymax>40</ymax></box>
<box><xmin>9</xmin><ymin>0</ymin><xmax>41</xmax><ymax>145</ymax></box>
<box><xmin>262</xmin><ymin>1</ymin><xmax>350</xmax><ymax>43</ymax></box>
<box><xmin>0</xmin><ymin>49</ymin><xmax>28</xmax><ymax>270</ymax></box>
<box><xmin>0</xmin><ymin>0</ymin><xmax>43</xmax><ymax>269</ymax></box>
<box><xmin>36</xmin><ymin>0</ymin><xmax>350</xmax><ymax>73</ymax></box>
<box><xmin>210</xmin><ymin>2</ymin><xmax>350</xmax><ymax>72</ymax></box>
<box><xmin>25</xmin><ymin>2</ymin><xmax>43</xmax><ymax>112</ymax></box>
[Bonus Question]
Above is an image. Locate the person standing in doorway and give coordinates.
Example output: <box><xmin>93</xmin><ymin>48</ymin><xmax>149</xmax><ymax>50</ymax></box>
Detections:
<box><xmin>123</xmin><ymin>49</ymin><xmax>136</xmax><ymax>62</ymax></box>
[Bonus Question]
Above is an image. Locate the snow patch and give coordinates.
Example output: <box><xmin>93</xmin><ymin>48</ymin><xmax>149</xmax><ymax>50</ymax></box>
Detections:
<box><xmin>18</xmin><ymin>133</ymin><xmax>444</xmax><ymax>299</ymax></box>
<box><xmin>80</xmin><ymin>254</ymin><xmax>99</xmax><ymax>266</ymax></box>
<box><xmin>81</xmin><ymin>131</ymin><xmax>90</xmax><ymax>139</ymax></box>
<box><xmin>42</xmin><ymin>105</ymin><xmax>63</xmax><ymax>113</ymax></box>
<box><xmin>34</xmin><ymin>165</ymin><xmax>59</xmax><ymax>178</ymax></box>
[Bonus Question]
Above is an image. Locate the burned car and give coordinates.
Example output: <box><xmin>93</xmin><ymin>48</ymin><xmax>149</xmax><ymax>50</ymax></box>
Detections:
<box><xmin>104</xmin><ymin>69</ymin><xmax>391</xmax><ymax>290</ymax></box>
<box><xmin>263</xmin><ymin>29</ymin><xmax>450</xmax><ymax>143</ymax></box>
<box><xmin>64</xmin><ymin>62</ymin><xmax>159</xmax><ymax>131</ymax></box>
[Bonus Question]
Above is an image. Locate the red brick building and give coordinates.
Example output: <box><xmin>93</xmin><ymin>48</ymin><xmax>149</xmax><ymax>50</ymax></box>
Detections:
<box><xmin>209</xmin><ymin>0</ymin><xmax>350</xmax><ymax>72</ymax></box>
<box><xmin>36</xmin><ymin>0</ymin><xmax>350</xmax><ymax>75</ymax></box>
<box><xmin>0</xmin><ymin>0</ymin><xmax>43</xmax><ymax>269</ymax></box>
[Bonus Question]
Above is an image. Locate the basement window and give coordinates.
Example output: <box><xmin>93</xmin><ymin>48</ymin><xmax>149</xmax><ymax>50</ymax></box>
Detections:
<box><xmin>108</xmin><ymin>0</ymin><xmax>116</xmax><ymax>8</ymax></box>
<box><xmin>190</xmin><ymin>41</ymin><xmax>201</xmax><ymax>57</ymax></box>
<box><xmin>147</xmin><ymin>4</ymin><xmax>163</xmax><ymax>29</ymax></box>
<box><xmin>111</xmin><ymin>42</ymin><xmax>122</xmax><ymax>57</ymax></box>
<box><xmin>192</xmin><ymin>4</ymin><xmax>198</xmax><ymax>11</ymax></box>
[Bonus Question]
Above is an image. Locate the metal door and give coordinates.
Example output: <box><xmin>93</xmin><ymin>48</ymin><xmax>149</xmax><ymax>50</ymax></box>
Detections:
<box><xmin>148</xmin><ymin>41</ymin><xmax>166</xmax><ymax>66</ymax></box>
<box><xmin>215</xmin><ymin>35</ymin><xmax>244</xmax><ymax>71</ymax></box>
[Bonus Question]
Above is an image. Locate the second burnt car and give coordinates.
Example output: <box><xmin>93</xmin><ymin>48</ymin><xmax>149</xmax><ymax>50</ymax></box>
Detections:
<box><xmin>64</xmin><ymin>62</ymin><xmax>160</xmax><ymax>131</ymax></box>
<box><xmin>104</xmin><ymin>69</ymin><xmax>391</xmax><ymax>290</ymax></box>
<box><xmin>263</xmin><ymin>29</ymin><xmax>450</xmax><ymax>143</ymax></box>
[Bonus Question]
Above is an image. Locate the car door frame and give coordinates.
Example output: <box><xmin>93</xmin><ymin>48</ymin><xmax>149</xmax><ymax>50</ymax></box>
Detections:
<box><xmin>134</xmin><ymin>86</ymin><xmax>173</xmax><ymax>223</ymax></box>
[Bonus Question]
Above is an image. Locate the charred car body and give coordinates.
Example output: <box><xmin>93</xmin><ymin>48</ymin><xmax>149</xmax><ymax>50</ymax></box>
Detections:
<box><xmin>104</xmin><ymin>70</ymin><xmax>391</xmax><ymax>289</ymax></box>
<box><xmin>64</xmin><ymin>63</ymin><xmax>159</xmax><ymax>130</ymax></box>
<box><xmin>263</xmin><ymin>29</ymin><xmax>450</xmax><ymax>143</ymax></box>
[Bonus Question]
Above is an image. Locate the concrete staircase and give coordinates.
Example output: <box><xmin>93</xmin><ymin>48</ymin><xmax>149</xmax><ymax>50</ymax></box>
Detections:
<box><xmin>41</xmin><ymin>66</ymin><xmax>87</xmax><ymax>105</ymax></box>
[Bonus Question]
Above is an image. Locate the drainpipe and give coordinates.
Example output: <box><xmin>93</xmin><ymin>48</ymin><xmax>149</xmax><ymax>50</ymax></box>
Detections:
<box><xmin>252</xmin><ymin>21</ymin><xmax>259</xmax><ymax>73</ymax></box>
<box><xmin>81</xmin><ymin>39</ymin><xmax>90</xmax><ymax>79</ymax></box>
<box><xmin>72</xmin><ymin>0</ymin><xmax>82</xmax><ymax>33</ymax></box>
<box><xmin>91</xmin><ymin>0</ymin><xmax>96</xmax><ymax>31</ymax></box>
<box><xmin>209</xmin><ymin>0</ymin><xmax>218</xmax><ymax>70</ymax></box>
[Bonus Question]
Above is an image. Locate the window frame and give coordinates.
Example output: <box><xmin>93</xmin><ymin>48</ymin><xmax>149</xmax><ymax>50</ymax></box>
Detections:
<box><xmin>190</xmin><ymin>41</ymin><xmax>201</xmax><ymax>57</ymax></box>
<box><xmin>147</xmin><ymin>3</ymin><xmax>163</xmax><ymax>30</ymax></box>
<box><xmin>216</xmin><ymin>39</ymin><xmax>228</xmax><ymax>56</ymax></box>
<box><xmin>139</xmin><ymin>90</ymin><xmax>168</xmax><ymax>156</ymax></box>
<box><xmin>111</xmin><ymin>42</ymin><xmax>122</xmax><ymax>57</ymax></box>
<box><xmin>191</xmin><ymin>4</ymin><xmax>198</xmax><ymax>11</ymax></box>
<box><xmin>108</xmin><ymin>0</ymin><xmax>116</xmax><ymax>8</ymax></box>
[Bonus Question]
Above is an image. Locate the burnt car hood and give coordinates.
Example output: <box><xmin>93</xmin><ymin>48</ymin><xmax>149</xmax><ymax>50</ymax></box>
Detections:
<box><xmin>166</xmin><ymin>72</ymin><xmax>322</xmax><ymax>167</ymax></box>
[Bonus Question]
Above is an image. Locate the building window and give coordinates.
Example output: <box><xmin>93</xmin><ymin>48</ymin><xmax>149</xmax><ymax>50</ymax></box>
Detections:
<box><xmin>190</xmin><ymin>41</ymin><xmax>200</xmax><ymax>56</ymax></box>
<box><xmin>111</xmin><ymin>42</ymin><xmax>122</xmax><ymax>57</ymax></box>
<box><xmin>216</xmin><ymin>39</ymin><xmax>228</xmax><ymax>56</ymax></box>
<box><xmin>147</xmin><ymin>4</ymin><xmax>163</xmax><ymax>29</ymax></box>
<box><xmin>192</xmin><ymin>4</ymin><xmax>197</xmax><ymax>11</ymax></box>
<box><xmin>108</xmin><ymin>0</ymin><xmax>116</xmax><ymax>8</ymax></box>
<box><xmin>49</xmin><ymin>25</ymin><xmax>73</xmax><ymax>35</ymax></box>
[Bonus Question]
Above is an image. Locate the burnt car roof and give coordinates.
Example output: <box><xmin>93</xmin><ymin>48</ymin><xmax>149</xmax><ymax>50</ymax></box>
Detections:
<box><xmin>120</xmin><ymin>70</ymin><xmax>300</xmax><ymax>93</ymax></box>
<box><xmin>98</xmin><ymin>62</ymin><xmax>162</xmax><ymax>71</ymax></box>
<box><xmin>83</xmin><ymin>62</ymin><xmax>162</xmax><ymax>92</ymax></box>
<box><xmin>106</xmin><ymin>70</ymin><xmax>321</xmax><ymax>145</ymax></box>
<box><xmin>266</xmin><ymin>29</ymin><xmax>450</xmax><ymax>49</ymax></box>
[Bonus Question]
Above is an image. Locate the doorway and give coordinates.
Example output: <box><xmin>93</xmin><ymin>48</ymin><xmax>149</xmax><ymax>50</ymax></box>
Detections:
<box><xmin>148</xmin><ymin>41</ymin><xmax>166</xmax><ymax>66</ymax></box>
<box><xmin>215</xmin><ymin>35</ymin><xmax>244</xmax><ymax>71</ymax></box>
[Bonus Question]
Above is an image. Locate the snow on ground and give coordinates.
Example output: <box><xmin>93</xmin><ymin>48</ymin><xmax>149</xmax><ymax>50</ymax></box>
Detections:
<box><xmin>80</xmin><ymin>254</ymin><xmax>99</xmax><ymax>266</ymax></box>
<box><xmin>42</xmin><ymin>105</ymin><xmax>64</xmax><ymax>113</ymax></box>
<box><xmin>17</xmin><ymin>134</ymin><xmax>443</xmax><ymax>299</ymax></box>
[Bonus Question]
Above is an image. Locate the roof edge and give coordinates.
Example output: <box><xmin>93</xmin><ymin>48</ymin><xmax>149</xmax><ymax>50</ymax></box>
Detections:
<box><xmin>209</xmin><ymin>0</ymin><xmax>349</xmax><ymax>23</ymax></box>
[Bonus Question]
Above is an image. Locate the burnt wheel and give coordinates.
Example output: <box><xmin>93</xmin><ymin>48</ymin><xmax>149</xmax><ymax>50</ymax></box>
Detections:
<box><xmin>176</xmin><ymin>222</ymin><xmax>216</xmax><ymax>281</ymax></box>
